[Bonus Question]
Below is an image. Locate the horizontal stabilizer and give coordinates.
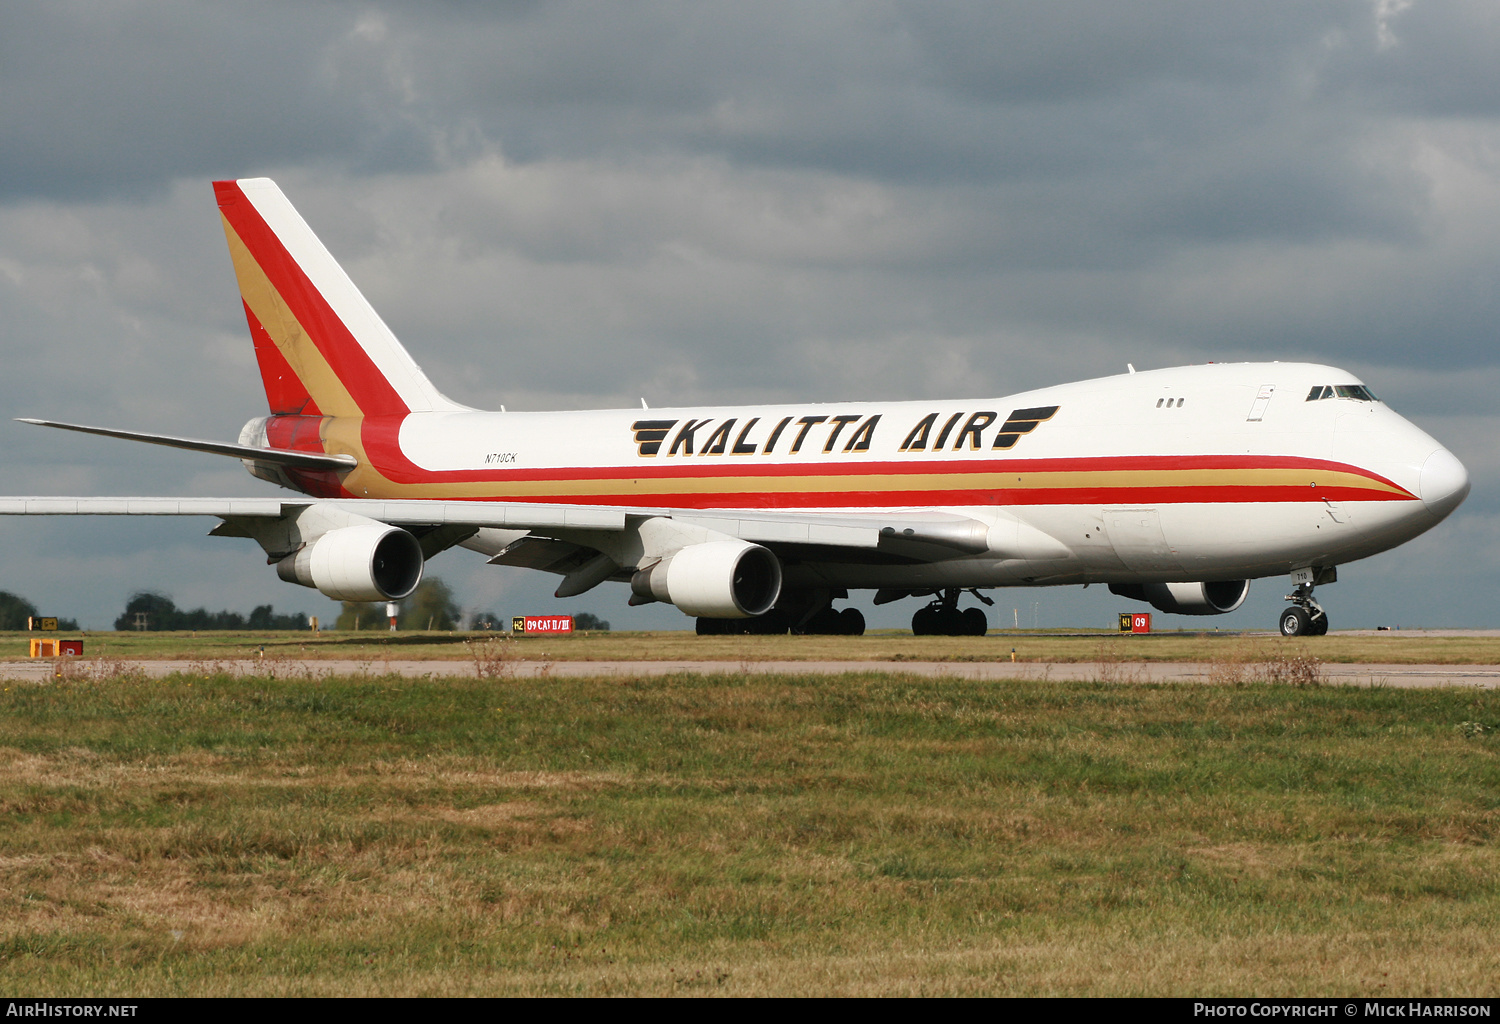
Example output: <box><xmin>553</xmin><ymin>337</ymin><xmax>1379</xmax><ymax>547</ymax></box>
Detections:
<box><xmin>16</xmin><ymin>418</ymin><xmax>356</xmax><ymax>471</ymax></box>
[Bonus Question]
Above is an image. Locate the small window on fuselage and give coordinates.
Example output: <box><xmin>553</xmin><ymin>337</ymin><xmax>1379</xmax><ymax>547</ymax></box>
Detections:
<box><xmin>1335</xmin><ymin>384</ymin><xmax>1377</xmax><ymax>401</ymax></box>
<box><xmin>1306</xmin><ymin>386</ymin><xmax>1324</xmax><ymax>401</ymax></box>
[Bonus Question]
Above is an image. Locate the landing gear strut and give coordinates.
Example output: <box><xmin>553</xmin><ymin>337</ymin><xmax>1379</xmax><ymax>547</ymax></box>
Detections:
<box><xmin>911</xmin><ymin>588</ymin><xmax>990</xmax><ymax>637</ymax></box>
<box><xmin>1279</xmin><ymin>582</ymin><xmax>1329</xmax><ymax>637</ymax></box>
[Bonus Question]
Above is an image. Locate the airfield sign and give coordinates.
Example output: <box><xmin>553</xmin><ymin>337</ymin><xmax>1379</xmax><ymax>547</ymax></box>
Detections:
<box><xmin>512</xmin><ymin>615</ymin><xmax>574</xmax><ymax>635</ymax></box>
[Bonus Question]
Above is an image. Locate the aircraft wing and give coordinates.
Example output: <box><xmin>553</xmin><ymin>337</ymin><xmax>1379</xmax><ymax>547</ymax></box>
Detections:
<box><xmin>0</xmin><ymin>496</ymin><xmax>629</xmax><ymax>532</ymax></box>
<box><xmin>0</xmin><ymin>497</ymin><xmax>1004</xmax><ymax>553</ymax></box>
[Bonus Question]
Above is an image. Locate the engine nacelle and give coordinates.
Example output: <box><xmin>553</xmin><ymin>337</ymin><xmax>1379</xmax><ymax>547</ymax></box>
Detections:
<box><xmin>1109</xmin><ymin>580</ymin><xmax>1250</xmax><ymax>616</ymax></box>
<box><xmin>631</xmin><ymin>541</ymin><xmax>782</xmax><ymax>618</ymax></box>
<box><xmin>276</xmin><ymin>524</ymin><xmax>424</xmax><ymax>602</ymax></box>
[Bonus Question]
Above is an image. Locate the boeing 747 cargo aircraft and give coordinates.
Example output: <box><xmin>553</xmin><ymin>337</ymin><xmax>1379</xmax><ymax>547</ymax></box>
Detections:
<box><xmin>2</xmin><ymin>179</ymin><xmax>1471</xmax><ymax>636</ymax></box>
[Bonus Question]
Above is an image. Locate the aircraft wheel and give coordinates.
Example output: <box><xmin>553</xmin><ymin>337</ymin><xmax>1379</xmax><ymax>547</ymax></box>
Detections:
<box><xmin>696</xmin><ymin>617</ymin><xmax>724</xmax><ymax>636</ymax></box>
<box><xmin>1310</xmin><ymin>614</ymin><xmax>1329</xmax><ymax>636</ymax></box>
<box><xmin>1279</xmin><ymin>607</ymin><xmax>1311</xmax><ymax>637</ymax></box>
<box><xmin>961</xmin><ymin>607</ymin><xmax>988</xmax><ymax>636</ymax></box>
<box><xmin>912</xmin><ymin>606</ymin><xmax>938</xmax><ymax>636</ymax></box>
<box><xmin>799</xmin><ymin>607</ymin><xmax>841</xmax><ymax>634</ymax></box>
<box><xmin>839</xmin><ymin>608</ymin><xmax>866</xmax><ymax>636</ymax></box>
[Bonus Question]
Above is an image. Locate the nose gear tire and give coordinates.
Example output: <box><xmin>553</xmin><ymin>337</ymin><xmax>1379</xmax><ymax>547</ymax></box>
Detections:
<box><xmin>1280</xmin><ymin>607</ymin><xmax>1312</xmax><ymax>636</ymax></box>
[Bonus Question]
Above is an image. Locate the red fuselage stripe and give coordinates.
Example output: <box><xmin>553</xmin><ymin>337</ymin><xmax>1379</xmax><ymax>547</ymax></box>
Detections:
<box><xmin>432</xmin><ymin>484</ymin><xmax>1403</xmax><ymax>508</ymax></box>
<box><xmin>354</xmin><ymin>448</ymin><xmax>1404</xmax><ymax>487</ymax></box>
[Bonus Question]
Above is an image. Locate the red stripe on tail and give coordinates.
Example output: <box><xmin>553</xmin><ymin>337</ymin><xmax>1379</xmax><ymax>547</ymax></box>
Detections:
<box><xmin>242</xmin><ymin>301</ymin><xmax>320</xmax><ymax>416</ymax></box>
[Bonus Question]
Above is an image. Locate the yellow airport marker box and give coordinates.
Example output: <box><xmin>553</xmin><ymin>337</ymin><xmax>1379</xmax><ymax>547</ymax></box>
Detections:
<box><xmin>29</xmin><ymin>639</ymin><xmax>83</xmax><ymax>657</ymax></box>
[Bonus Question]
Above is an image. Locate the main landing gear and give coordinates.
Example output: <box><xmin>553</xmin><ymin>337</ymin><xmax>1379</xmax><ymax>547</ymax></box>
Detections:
<box><xmin>910</xmin><ymin>588</ymin><xmax>991</xmax><ymax>637</ymax></box>
<box><xmin>1279</xmin><ymin>581</ymin><xmax>1329</xmax><ymax>637</ymax></box>
<box><xmin>696</xmin><ymin>601</ymin><xmax>866</xmax><ymax>636</ymax></box>
<box><xmin>796</xmin><ymin>605</ymin><xmax>866</xmax><ymax>636</ymax></box>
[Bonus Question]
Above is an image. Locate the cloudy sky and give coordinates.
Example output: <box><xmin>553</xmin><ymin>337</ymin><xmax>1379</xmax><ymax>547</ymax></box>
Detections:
<box><xmin>1</xmin><ymin>0</ymin><xmax>1496</xmax><ymax>632</ymax></box>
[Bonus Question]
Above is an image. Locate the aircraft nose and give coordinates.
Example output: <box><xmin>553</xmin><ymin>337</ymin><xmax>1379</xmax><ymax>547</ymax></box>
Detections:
<box><xmin>1419</xmin><ymin>447</ymin><xmax>1470</xmax><ymax>519</ymax></box>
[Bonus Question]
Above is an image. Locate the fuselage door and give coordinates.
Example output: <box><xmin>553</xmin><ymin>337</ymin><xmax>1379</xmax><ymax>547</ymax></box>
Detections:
<box><xmin>1246</xmin><ymin>384</ymin><xmax>1276</xmax><ymax>422</ymax></box>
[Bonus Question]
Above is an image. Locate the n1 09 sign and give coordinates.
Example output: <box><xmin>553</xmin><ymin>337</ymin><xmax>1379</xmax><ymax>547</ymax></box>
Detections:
<box><xmin>512</xmin><ymin>615</ymin><xmax>574</xmax><ymax>635</ymax></box>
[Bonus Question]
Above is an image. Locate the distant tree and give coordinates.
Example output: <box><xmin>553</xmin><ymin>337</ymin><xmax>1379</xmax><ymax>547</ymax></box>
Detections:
<box><xmin>115</xmin><ymin>592</ymin><xmax>178</xmax><ymax>631</ymax></box>
<box><xmin>0</xmin><ymin>591</ymin><xmax>38</xmax><ymax>631</ymax></box>
<box><xmin>468</xmin><ymin>610</ymin><xmax>503</xmax><ymax>630</ymax></box>
<box><xmin>247</xmin><ymin>604</ymin><xmax>311</xmax><ymax>630</ymax></box>
<box><xmin>113</xmin><ymin>591</ymin><xmax>306</xmax><ymax>631</ymax></box>
<box><xmin>334</xmin><ymin>577</ymin><xmax>460</xmax><ymax>631</ymax></box>
<box><xmin>173</xmin><ymin>607</ymin><xmax>247</xmax><ymax>630</ymax></box>
<box><xmin>574</xmin><ymin>612</ymin><xmax>610</xmax><ymax>631</ymax></box>
<box><xmin>335</xmin><ymin>601</ymin><xmax>373</xmax><ymax>630</ymax></box>
<box><xmin>402</xmin><ymin>578</ymin><xmax>459</xmax><ymax>630</ymax></box>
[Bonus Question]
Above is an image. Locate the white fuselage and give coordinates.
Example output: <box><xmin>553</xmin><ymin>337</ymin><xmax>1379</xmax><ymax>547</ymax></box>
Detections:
<box><xmin>341</xmin><ymin>361</ymin><xmax>1466</xmax><ymax>590</ymax></box>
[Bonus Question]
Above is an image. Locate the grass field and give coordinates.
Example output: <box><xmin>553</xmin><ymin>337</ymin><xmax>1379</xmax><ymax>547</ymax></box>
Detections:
<box><xmin>7</xmin><ymin>628</ymin><xmax>1500</xmax><ymax>664</ymax></box>
<box><xmin>1</xmin><ymin>667</ymin><xmax>1497</xmax><ymax>995</ymax></box>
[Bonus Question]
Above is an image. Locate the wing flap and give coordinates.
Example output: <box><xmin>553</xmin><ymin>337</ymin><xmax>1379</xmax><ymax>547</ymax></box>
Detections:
<box><xmin>670</xmin><ymin>514</ymin><xmax>881</xmax><ymax>549</ymax></box>
<box><xmin>486</xmin><ymin>537</ymin><xmax>596</xmax><ymax>573</ymax></box>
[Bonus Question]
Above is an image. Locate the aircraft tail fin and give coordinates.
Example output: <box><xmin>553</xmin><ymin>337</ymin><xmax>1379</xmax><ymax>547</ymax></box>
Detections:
<box><xmin>213</xmin><ymin>178</ymin><xmax>463</xmax><ymax>419</ymax></box>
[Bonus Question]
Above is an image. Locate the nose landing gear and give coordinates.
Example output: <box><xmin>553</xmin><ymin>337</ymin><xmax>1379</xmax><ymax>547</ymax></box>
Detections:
<box><xmin>910</xmin><ymin>588</ymin><xmax>991</xmax><ymax>636</ymax></box>
<box><xmin>1279</xmin><ymin>581</ymin><xmax>1329</xmax><ymax>636</ymax></box>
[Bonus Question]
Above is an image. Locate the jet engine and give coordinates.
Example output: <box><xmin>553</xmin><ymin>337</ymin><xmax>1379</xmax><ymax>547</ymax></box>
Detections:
<box><xmin>1109</xmin><ymin>580</ymin><xmax>1250</xmax><ymax>616</ymax></box>
<box><xmin>276</xmin><ymin>524</ymin><xmax>424</xmax><ymax>602</ymax></box>
<box><xmin>631</xmin><ymin>540</ymin><xmax>782</xmax><ymax>618</ymax></box>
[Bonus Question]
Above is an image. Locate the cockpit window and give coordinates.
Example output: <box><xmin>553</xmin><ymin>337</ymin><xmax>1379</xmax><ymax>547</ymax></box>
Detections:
<box><xmin>1306</xmin><ymin>384</ymin><xmax>1377</xmax><ymax>402</ymax></box>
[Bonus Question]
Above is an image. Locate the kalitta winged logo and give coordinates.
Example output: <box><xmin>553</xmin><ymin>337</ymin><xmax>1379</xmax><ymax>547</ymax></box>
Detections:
<box><xmin>631</xmin><ymin>420</ymin><xmax>679</xmax><ymax>457</ymax></box>
<box><xmin>993</xmin><ymin>406</ymin><xmax>1059</xmax><ymax>449</ymax></box>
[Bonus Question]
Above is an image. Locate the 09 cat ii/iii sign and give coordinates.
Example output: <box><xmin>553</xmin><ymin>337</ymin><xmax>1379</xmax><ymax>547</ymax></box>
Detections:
<box><xmin>511</xmin><ymin>616</ymin><xmax>574</xmax><ymax>635</ymax></box>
